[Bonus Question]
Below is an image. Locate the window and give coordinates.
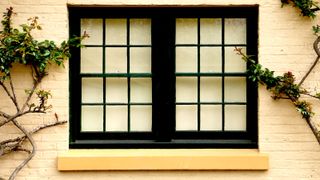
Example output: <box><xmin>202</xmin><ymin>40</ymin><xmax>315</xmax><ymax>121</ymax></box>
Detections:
<box><xmin>69</xmin><ymin>6</ymin><xmax>258</xmax><ymax>148</ymax></box>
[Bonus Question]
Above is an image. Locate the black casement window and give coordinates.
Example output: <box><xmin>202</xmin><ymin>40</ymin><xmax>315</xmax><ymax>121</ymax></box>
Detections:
<box><xmin>69</xmin><ymin>6</ymin><xmax>258</xmax><ymax>148</ymax></box>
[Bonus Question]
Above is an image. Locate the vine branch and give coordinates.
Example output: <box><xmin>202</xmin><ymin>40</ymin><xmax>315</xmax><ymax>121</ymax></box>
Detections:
<box><xmin>8</xmin><ymin>74</ymin><xmax>20</xmax><ymax>112</ymax></box>
<box><xmin>0</xmin><ymin>80</ymin><xmax>18</xmax><ymax>112</ymax></box>
<box><xmin>8</xmin><ymin>120</ymin><xmax>36</xmax><ymax>180</ymax></box>
<box><xmin>298</xmin><ymin>36</ymin><xmax>320</xmax><ymax>86</ymax></box>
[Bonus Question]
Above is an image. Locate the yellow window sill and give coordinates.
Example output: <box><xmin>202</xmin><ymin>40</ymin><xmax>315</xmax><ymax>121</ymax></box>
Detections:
<box><xmin>57</xmin><ymin>149</ymin><xmax>268</xmax><ymax>171</ymax></box>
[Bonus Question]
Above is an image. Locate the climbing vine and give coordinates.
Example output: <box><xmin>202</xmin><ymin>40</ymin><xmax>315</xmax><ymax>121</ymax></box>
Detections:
<box><xmin>281</xmin><ymin>0</ymin><xmax>320</xmax><ymax>18</ymax></box>
<box><xmin>237</xmin><ymin>1</ymin><xmax>320</xmax><ymax>142</ymax></box>
<box><xmin>235</xmin><ymin>47</ymin><xmax>316</xmax><ymax>121</ymax></box>
<box><xmin>0</xmin><ymin>7</ymin><xmax>86</xmax><ymax>180</ymax></box>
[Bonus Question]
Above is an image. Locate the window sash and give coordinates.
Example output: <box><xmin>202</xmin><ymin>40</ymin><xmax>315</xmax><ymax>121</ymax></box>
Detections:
<box><xmin>69</xmin><ymin>6</ymin><xmax>258</xmax><ymax>148</ymax></box>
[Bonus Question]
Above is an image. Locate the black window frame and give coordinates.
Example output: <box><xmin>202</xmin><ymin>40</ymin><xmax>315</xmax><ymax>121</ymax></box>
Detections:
<box><xmin>69</xmin><ymin>6</ymin><xmax>259</xmax><ymax>149</ymax></box>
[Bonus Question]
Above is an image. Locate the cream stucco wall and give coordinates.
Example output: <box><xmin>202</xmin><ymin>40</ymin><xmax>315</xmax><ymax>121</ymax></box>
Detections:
<box><xmin>1</xmin><ymin>0</ymin><xmax>320</xmax><ymax>179</ymax></box>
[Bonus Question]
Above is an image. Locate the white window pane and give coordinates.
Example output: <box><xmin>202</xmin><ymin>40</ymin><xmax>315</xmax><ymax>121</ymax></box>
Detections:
<box><xmin>176</xmin><ymin>18</ymin><xmax>197</xmax><ymax>44</ymax></box>
<box><xmin>131</xmin><ymin>78</ymin><xmax>152</xmax><ymax>103</ymax></box>
<box><xmin>200</xmin><ymin>18</ymin><xmax>222</xmax><ymax>44</ymax></box>
<box><xmin>130</xmin><ymin>105</ymin><xmax>152</xmax><ymax>131</ymax></box>
<box><xmin>105</xmin><ymin>19</ymin><xmax>127</xmax><ymax>45</ymax></box>
<box><xmin>176</xmin><ymin>105</ymin><xmax>197</xmax><ymax>131</ymax></box>
<box><xmin>106</xmin><ymin>47</ymin><xmax>127</xmax><ymax>73</ymax></box>
<box><xmin>200</xmin><ymin>77</ymin><xmax>222</xmax><ymax>102</ymax></box>
<box><xmin>225</xmin><ymin>47</ymin><xmax>246</xmax><ymax>72</ymax></box>
<box><xmin>200</xmin><ymin>105</ymin><xmax>222</xmax><ymax>131</ymax></box>
<box><xmin>81</xmin><ymin>19</ymin><xmax>103</xmax><ymax>45</ymax></box>
<box><xmin>106</xmin><ymin>106</ymin><xmax>128</xmax><ymax>132</ymax></box>
<box><xmin>176</xmin><ymin>47</ymin><xmax>197</xmax><ymax>73</ymax></box>
<box><xmin>130</xmin><ymin>19</ymin><xmax>151</xmax><ymax>45</ymax></box>
<box><xmin>130</xmin><ymin>47</ymin><xmax>151</xmax><ymax>73</ymax></box>
<box><xmin>82</xmin><ymin>78</ymin><xmax>103</xmax><ymax>103</ymax></box>
<box><xmin>225</xmin><ymin>18</ymin><xmax>246</xmax><ymax>44</ymax></box>
<box><xmin>225</xmin><ymin>77</ymin><xmax>246</xmax><ymax>102</ymax></box>
<box><xmin>176</xmin><ymin>77</ymin><xmax>197</xmax><ymax>103</ymax></box>
<box><xmin>225</xmin><ymin>105</ymin><xmax>246</xmax><ymax>131</ymax></box>
<box><xmin>81</xmin><ymin>106</ymin><xmax>103</xmax><ymax>132</ymax></box>
<box><xmin>200</xmin><ymin>47</ymin><xmax>221</xmax><ymax>73</ymax></box>
<box><xmin>106</xmin><ymin>78</ymin><xmax>127</xmax><ymax>103</ymax></box>
<box><xmin>81</xmin><ymin>48</ymin><xmax>102</xmax><ymax>73</ymax></box>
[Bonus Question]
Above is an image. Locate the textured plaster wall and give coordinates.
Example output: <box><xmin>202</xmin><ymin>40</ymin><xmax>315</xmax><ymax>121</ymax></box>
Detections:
<box><xmin>1</xmin><ymin>0</ymin><xmax>320</xmax><ymax>179</ymax></box>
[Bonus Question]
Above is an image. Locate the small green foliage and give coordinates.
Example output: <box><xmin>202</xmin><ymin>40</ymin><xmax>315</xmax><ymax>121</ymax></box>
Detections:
<box><xmin>0</xmin><ymin>7</ymin><xmax>86</xmax><ymax>80</ymax></box>
<box><xmin>33</xmin><ymin>89</ymin><xmax>52</xmax><ymax>112</ymax></box>
<box><xmin>235</xmin><ymin>47</ymin><xmax>314</xmax><ymax>120</ymax></box>
<box><xmin>235</xmin><ymin>47</ymin><xmax>280</xmax><ymax>90</ymax></box>
<box><xmin>312</xmin><ymin>25</ymin><xmax>320</xmax><ymax>36</ymax></box>
<box><xmin>295</xmin><ymin>100</ymin><xmax>314</xmax><ymax>120</ymax></box>
<box><xmin>281</xmin><ymin>0</ymin><xmax>320</xmax><ymax>18</ymax></box>
<box><xmin>0</xmin><ymin>7</ymin><xmax>87</xmax><ymax>113</ymax></box>
<box><xmin>271</xmin><ymin>71</ymin><xmax>301</xmax><ymax>100</ymax></box>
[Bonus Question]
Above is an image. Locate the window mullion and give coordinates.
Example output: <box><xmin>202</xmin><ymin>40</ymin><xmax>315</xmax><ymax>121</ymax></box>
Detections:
<box><xmin>152</xmin><ymin>17</ymin><xmax>176</xmax><ymax>142</ymax></box>
<box><xmin>127</xmin><ymin>18</ymin><xmax>131</xmax><ymax>132</ymax></box>
<box><xmin>102</xmin><ymin>18</ymin><xmax>107</xmax><ymax>132</ymax></box>
<box><xmin>197</xmin><ymin>18</ymin><xmax>201</xmax><ymax>132</ymax></box>
<box><xmin>221</xmin><ymin>18</ymin><xmax>225</xmax><ymax>131</ymax></box>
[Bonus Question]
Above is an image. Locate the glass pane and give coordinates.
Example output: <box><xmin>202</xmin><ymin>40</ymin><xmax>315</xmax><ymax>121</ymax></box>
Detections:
<box><xmin>105</xmin><ymin>19</ymin><xmax>127</xmax><ymax>45</ymax></box>
<box><xmin>225</xmin><ymin>47</ymin><xmax>246</xmax><ymax>72</ymax></box>
<box><xmin>130</xmin><ymin>47</ymin><xmax>151</xmax><ymax>73</ymax></box>
<box><xmin>225</xmin><ymin>77</ymin><xmax>246</xmax><ymax>102</ymax></box>
<box><xmin>82</xmin><ymin>78</ymin><xmax>103</xmax><ymax>103</ymax></box>
<box><xmin>81</xmin><ymin>48</ymin><xmax>103</xmax><ymax>73</ymax></box>
<box><xmin>81</xmin><ymin>19</ymin><xmax>103</xmax><ymax>45</ymax></box>
<box><xmin>225</xmin><ymin>105</ymin><xmax>246</xmax><ymax>131</ymax></box>
<box><xmin>176</xmin><ymin>77</ymin><xmax>197</xmax><ymax>103</ymax></box>
<box><xmin>200</xmin><ymin>18</ymin><xmax>222</xmax><ymax>44</ymax></box>
<box><xmin>106</xmin><ymin>106</ymin><xmax>128</xmax><ymax>132</ymax></box>
<box><xmin>225</xmin><ymin>18</ymin><xmax>246</xmax><ymax>44</ymax></box>
<box><xmin>176</xmin><ymin>105</ymin><xmax>197</xmax><ymax>131</ymax></box>
<box><xmin>131</xmin><ymin>78</ymin><xmax>152</xmax><ymax>103</ymax></box>
<box><xmin>130</xmin><ymin>19</ymin><xmax>151</xmax><ymax>45</ymax></box>
<box><xmin>81</xmin><ymin>105</ymin><xmax>103</xmax><ymax>132</ymax></box>
<box><xmin>200</xmin><ymin>47</ymin><xmax>221</xmax><ymax>73</ymax></box>
<box><xmin>106</xmin><ymin>78</ymin><xmax>127</xmax><ymax>103</ymax></box>
<box><xmin>176</xmin><ymin>47</ymin><xmax>197</xmax><ymax>73</ymax></box>
<box><xmin>200</xmin><ymin>105</ymin><xmax>222</xmax><ymax>131</ymax></box>
<box><xmin>130</xmin><ymin>105</ymin><xmax>152</xmax><ymax>131</ymax></box>
<box><xmin>176</xmin><ymin>18</ymin><xmax>197</xmax><ymax>44</ymax></box>
<box><xmin>200</xmin><ymin>77</ymin><xmax>222</xmax><ymax>102</ymax></box>
<box><xmin>105</xmin><ymin>47</ymin><xmax>127</xmax><ymax>73</ymax></box>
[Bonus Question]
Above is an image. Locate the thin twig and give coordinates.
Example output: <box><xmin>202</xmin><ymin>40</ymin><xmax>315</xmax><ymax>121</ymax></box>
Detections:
<box><xmin>300</xmin><ymin>91</ymin><xmax>320</xmax><ymax>99</ymax></box>
<box><xmin>14</xmin><ymin>147</ymin><xmax>31</xmax><ymax>154</ymax></box>
<box><xmin>21</xmin><ymin>78</ymin><xmax>41</xmax><ymax>112</ymax></box>
<box><xmin>0</xmin><ymin>110</ymin><xmax>10</xmax><ymax>119</ymax></box>
<box><xmin>1</xmin><ymin>142</ymin><xmax>22</xmax><ymax>155</ymax></box>
<box><xmin>0</xmin><ymin>120</ymin><xmax>67</xmax><ymax>156</ymax></box>
<box><xmin>0</xmin><ymin>134</ymin><xmax>25</xmax><ymax>146</ymax></box>
<box><xmin>0</xmin><ymin>109</ymin><xmax>44</xmax><ymax>127</ymax></box>
<box><xmin>0</xmin><ymin>81</ymin><xmax>18</xmax><ymax>111</ymax></box>
<box><xmin>8</xmin><ymin>74</ymin><xmax>20</xmax><ymax>111</ymax></box>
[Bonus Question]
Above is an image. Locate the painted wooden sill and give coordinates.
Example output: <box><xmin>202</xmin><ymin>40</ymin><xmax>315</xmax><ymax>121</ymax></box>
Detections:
<box><xmin>57</xmin><ymin>149</ymin><xmax>268</xmax><ymax>171</ymax></box>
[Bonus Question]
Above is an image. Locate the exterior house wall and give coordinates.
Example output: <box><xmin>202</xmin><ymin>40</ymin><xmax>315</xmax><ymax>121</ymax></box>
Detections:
<box><xmin>1</xmin><ymin>0</ymin><xmax>320</xmax><ymax>179</ymax></box>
